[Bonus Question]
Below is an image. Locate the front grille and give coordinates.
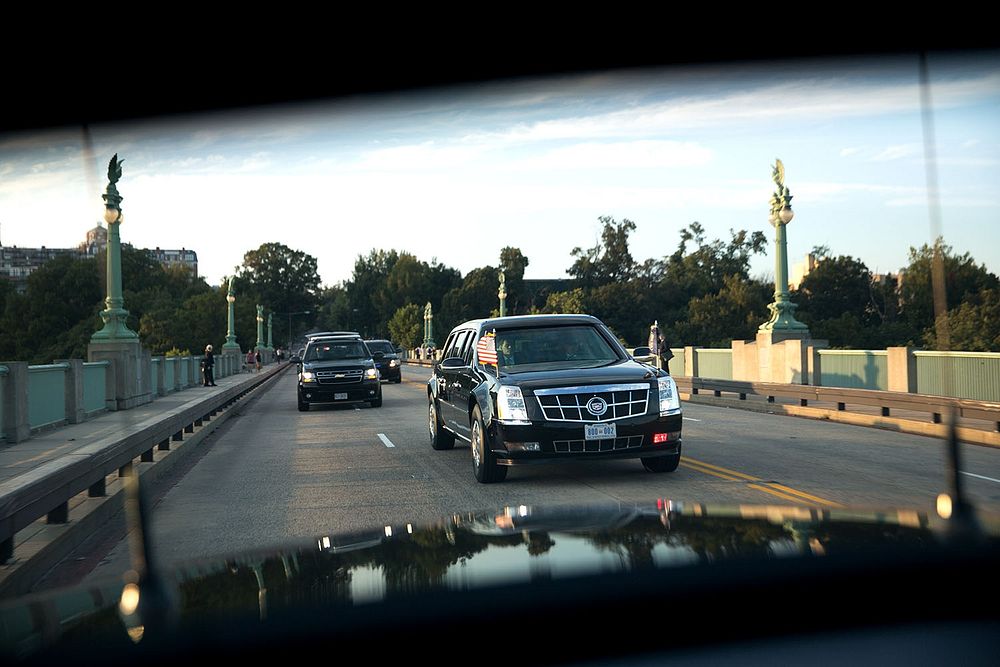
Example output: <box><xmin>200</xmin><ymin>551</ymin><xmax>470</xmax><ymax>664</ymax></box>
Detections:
<box><xmin>535</xmin><ymin>384</ymin><xmax>649</xmax><ymax>422</ymax></box>
<box><xmin>316</xmin><ymin>369</ymin><xmax>364</xmax><ymax>385</ymax></box>
<box><xmin>553</xmin><ymin>435</ymin><xmax>644</xmax><ymax>453</ymax></box>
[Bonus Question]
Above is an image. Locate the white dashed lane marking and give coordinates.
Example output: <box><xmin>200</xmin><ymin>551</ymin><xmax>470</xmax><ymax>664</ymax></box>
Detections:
<box><xmin>377</xmin><ymin>433</ymin><xmax>396</xmax><ymax>448</ymax></box>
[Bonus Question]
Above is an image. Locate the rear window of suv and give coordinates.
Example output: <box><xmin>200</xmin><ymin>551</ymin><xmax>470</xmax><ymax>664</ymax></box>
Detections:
<box><xmin>488</xmin><ymin>325</ymin><xmax>623</xmax><ymax>373</ymax></box>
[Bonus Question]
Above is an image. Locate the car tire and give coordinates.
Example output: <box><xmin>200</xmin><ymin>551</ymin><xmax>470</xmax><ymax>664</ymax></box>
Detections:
<box><xmin>471</xmin><ymin>404</ymin><xmax>507</xmax><ymax>483</ymax></box>
<box><xmin>370</xmin><ymin>391</ymin><xmax>383</xmax><ymax>408</ymax></box>
<box><xmin>298</xmin><ymin>396</ymin><xmax>309</xmax><ymax>412</ymax></box>
<box><xmin>394</xmin><ymin>376</ymin><xmax>402</xmax><ymax>384</ymax></box>
<box><xmin>429</xmin><ymin>397</ymin><xmax>455</xmax><ymax>450</ymax></box>
<box><xmin>642</xmin><ymin>453</ymin><xmax>680</xmax><ymax>473</ymax></box>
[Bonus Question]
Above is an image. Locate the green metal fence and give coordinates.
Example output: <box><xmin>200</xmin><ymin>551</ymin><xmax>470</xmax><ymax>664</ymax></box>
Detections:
<box><xmin>164</xmin><ymin>357</ymin><xmax>175</xmax><ymax>392</ymax></box>
<box><xmin>82</xmin><ymin>362</ymin><xmax>108</xmax><ymax>415</ymax></box>
<box><xmin>0</xmin><ymin>365</ymin><xmax>7</xmax><ymax>441</ymax></box>
<box><xmin>695</xmin><ymin>348</ymin><xmax>732</xmax><ymax>380</ymax></box>
<box><xmin>914</xmin><ymin>351</ymin><xmax>1000</xmax><ymax>402</ymax></box>
<box><xmin>178</xmin><ymin>357</ymin><xmax>189</xmax><ymax>387</ymax></box>
<box><xmin>818</xmin><ymin>350</ymin><xmax>888</xmax><ymax>390</ymax></box>
<box><xmin>28</xmin><ymin>364</ymin><xmax>67</xmax><ymax>430</ymax></box>
<box><xmin>151</xmin><ymin>357</ymin><xmax>160</xmax><ymax>395</ymax></box>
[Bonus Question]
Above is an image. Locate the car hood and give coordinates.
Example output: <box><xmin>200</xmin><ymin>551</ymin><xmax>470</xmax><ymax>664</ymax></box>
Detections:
<box><xmin>2</xmin><ymin>500</ymin><xmax>997</xmax><ymax>661</ymax></box>
<box><xmin>500</xmin><ymin>359</ymin><xmax>657</xmax><ymax>392</ymax></box>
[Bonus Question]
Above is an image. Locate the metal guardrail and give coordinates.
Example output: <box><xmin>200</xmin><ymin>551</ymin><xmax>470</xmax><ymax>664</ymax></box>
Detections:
<box><xmin>676</xmin><ymin>376</ymin><xmax>1000</xmax><ymax>431</ymax></box>
<box><xmin>0</xmin><ymin>364</ymin><xmax>289</xmax><ymax>564</ymax></box>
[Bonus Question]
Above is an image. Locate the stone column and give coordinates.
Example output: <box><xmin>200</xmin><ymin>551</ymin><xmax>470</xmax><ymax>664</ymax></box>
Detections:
<box><xmin>887</xmin><ymin>347</ymin><xmax>917</xmax><ymax>393</ymax></box>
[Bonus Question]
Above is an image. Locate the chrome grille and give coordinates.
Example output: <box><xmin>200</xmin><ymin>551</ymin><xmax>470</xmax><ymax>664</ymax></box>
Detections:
<box><xmin>552</xmin><ymin>435</ymin><xmax>644</xmax><ymax>453</ymax></box>
<box><xmin>316</xmin><ymin>369</ymin><xmax>364</xmax><ymax>385</ymax></box>
<box><xmin>534</xmin><ymin>383</ymin><xmax>649</xmax><ymax>422</ymax></box>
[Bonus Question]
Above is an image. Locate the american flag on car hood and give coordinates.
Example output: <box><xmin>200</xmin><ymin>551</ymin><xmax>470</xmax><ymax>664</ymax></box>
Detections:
<box><xmin>477</xmin><ymin>332</ymin><xmax>498</xmax><ymax>365</ymax></box>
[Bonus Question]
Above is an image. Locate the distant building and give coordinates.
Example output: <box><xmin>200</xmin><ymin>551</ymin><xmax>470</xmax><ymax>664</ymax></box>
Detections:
<box><xmin>148</xmin><ymin>247</ymin><xmax>198</xmax><ymax>276</ymax></box>
<box><xmin>789</xmin><ymin>253</ymin><xmax>820</xmax><ymax>291</ymax></box>
<box><xmin>0</xmin><ymin>223</ymin><xmax>197</xmax><ymax>293</ymax></box>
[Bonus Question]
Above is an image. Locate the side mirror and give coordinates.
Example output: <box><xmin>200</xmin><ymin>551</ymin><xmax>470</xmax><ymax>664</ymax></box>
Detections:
<box><xmin>632</xmin><ymin>346</ymin><xmax>652</xmax><ymax>357</ymax></box>
<box><xmin>290</xmin><ymin>355</ymin><xmax>300</xmax><ymax>363</ymax></box>
<box><xmin>373</xmin><ymin>351</ymin><xmax>385</xmax><ymax>360</ymax></box>
<box><xmin>439</xmin><ymin>356</ymin><xmax>466</xmax><ymax>369</ymax></box>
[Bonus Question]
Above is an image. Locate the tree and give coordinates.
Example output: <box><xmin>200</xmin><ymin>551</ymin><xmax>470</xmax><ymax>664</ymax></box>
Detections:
<box><xmin>924</xmin><ymin>288</ymin><xmax>1000</xmax><ymax>351</ymax></box>
<box><xmin>675</xmin><ymin>275</ymin><xmax>772</xmax><ymax>347</ymax></box>
<box><xmin>900</xmin><ymin>239</ymin><xmax>999</xmax><ymax>333</ymax></box>
<box><xmin>499</xmin><ymin>247</ymin><xmax>529</xmax><ymax>314</ymax></box>
<box><xmin>568</xmin><ymin>217</ymin><xmax>637</xmax><ymax>288</ymax></box>
<box><xmin>795</xmin><ymin>255</ymin><xmax>877</xmax><ymax>325</ymax></box>
<box><xmin>238</xmin><ymin>242</ymin><xmax>321</xmax><ymax>330</ymax></box>
<box><xmin>388</xmin><ymin>303</ymin><xmax>423</xmax><ymax>349</ymax></box>
<box><xmin>542</xmin><ymin>288</ymin><xmax>587</xmax><ymax>314</ymax></box>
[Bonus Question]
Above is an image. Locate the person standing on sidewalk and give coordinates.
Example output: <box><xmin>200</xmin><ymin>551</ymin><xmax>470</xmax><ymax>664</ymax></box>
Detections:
<box><xmin>245</xmin><ymin>348</ymin><xmax>255</xmax><ymax>373</ymax></box>
<box><xmin>255</xmin><ymin>349</ymin><xmax>262</xmax><ymax>372</ymax></box>
<box><xmin>203</xmin><ymin>344</ymin><xmax>217</xmax><ymax>386</ymax></box>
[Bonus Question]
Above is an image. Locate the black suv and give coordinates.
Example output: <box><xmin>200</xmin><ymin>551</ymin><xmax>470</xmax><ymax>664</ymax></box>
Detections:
<box><xmin>428</xmin><ymin>314</ymin><xmax>682</xmax><ymax>483</ymax></box>
<box><xmin>364</xmin><ymin>339</ymin><xmax>402</xmax><ymax>383</ymax></box>
<box><xmin>298</xmin><ymin>333</ymin><xmax>383</xmax><ymax>411</ymax></box>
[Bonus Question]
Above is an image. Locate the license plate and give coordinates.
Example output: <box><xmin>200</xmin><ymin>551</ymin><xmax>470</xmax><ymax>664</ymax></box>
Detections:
<box><xmin>585</xmin><ymin>423</ymin><xmax>616</xmax><ymax>440</ymax></box>
<box><xmin>334</xmin><ymin>392</ymin><xmax>348</xmax><ymax>400</ymax></box>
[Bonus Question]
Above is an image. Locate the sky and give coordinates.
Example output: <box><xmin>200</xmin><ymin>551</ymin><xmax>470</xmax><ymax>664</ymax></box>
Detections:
<box><xmin>1</xmin><ymin>51</ymin><xmax>998</xmax><ymax>289</ymax></box>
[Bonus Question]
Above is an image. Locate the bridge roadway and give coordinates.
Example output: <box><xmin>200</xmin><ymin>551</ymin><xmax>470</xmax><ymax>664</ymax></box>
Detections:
<box><xmin>34</xmin><ymin>364</ymin><xmax>1000</xmax><ymax>592</ymax></box>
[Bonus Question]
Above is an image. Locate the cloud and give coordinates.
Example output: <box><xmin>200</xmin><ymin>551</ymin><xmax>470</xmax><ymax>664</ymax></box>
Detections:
<box><xmin>839</xmin><ymin>147</ymin><xmax>862</xmax><ymax>157</ymax></box>
<box><xmin>870</xmin><ymin>144</ymin><xmax>921</xmax><ymax>162</ymax></box>
<box><xmin>961</xmin><ymin>139</ymin><xmax>981</xmax><ymax>148</ymax></box>
<box><xmin>520</xmin><ymin>140</ymin><xmax>713</xmax><ymax>170</ymax></box>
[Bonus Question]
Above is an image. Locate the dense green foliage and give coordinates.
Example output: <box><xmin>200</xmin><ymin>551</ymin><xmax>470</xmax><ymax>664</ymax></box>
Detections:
<box><xmin>2</xmin><ymin>222</ymin><xmax>997</xmax><ymax>364</ymax></box>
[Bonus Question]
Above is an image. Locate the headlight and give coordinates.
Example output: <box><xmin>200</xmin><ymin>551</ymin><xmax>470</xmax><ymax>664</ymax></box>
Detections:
<box><xmin>658</xmin><ymin>376</ymin><xmax>681</xmax><ymax>415</ymax></box>
<box><xmin>301</xmin><ymin>371</ymin><xmax>316</xmax><ymax>382</ymax></box>
<box><xmin>389</xmin><ymin>359</ymin><xmax>399</xmax><ymax>367</ymax></box>
<box><xmin>366</xmin><ymin>368</ymin><xmax>379</xmax><ymax>380</ymax></box>
<box><xmin>497</xmin><ymin>385</ymin><xmax>530</xmax><ymax>424</ymax></box>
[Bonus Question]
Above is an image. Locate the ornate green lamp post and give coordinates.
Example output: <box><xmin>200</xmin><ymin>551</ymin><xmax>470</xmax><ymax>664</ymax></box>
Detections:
<box><xmin>498</xmin><ymin>270</ymin><xmax>507</xmax><ymax>317</ymax></box>
<box><xmin>759</xmin><ymin>159</ymin><xmax>809</xmax><ymax>334</ymax></box>
<box><xmin>266</xmin><ymin>313</ymin><xmax>274</xmax><ymax>351</ymax></box>
<box><xmin>256</xmin><ymin>305</ymin><xmax>265</xmax><ymax>351</ymax></box>
<box><xmin>423</xmin><ymin>302</ymin><xmax>436</xmax><ymax>349</ymax></box>
<box><xmin>91</xmin><ymin>154</ymin><xmax>138</xmax><ymax>342</ymax></box>
<box><xmin>223</xmin><ymin>276</ymin><xmax>240</xmax><ymax>352</ymax></box>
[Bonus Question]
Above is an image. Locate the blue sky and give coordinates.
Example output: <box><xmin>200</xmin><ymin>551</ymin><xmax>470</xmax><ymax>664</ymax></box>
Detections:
<box><xmin>1</xmin><ymin>51</ymin><xmax>997</xmax><ymax>288</ymax></box>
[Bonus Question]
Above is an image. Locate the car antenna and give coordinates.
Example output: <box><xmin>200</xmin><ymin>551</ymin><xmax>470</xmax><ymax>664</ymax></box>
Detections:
<box><xmin>118</xmin><ymin>469</ymin><xmax>177</xmax><ymax>643</ymax></box>
<box><xmin>937</xmin><ymin>407</ymin><xmax>982</xmax><ymax>544</ymax></box>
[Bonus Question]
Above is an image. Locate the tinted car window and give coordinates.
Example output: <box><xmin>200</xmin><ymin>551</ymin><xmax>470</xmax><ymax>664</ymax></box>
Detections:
<box><xmin>493</xmin><ymin>325</ymin><xmax>622</xmax><ymax>372</ymax></box>
<box><xmin>366</xmin><ymin>341</ymin><xmax>395</xmax><ymax>354</ymax></box>
<box><xmin>446</xmin><ymin>331</ymin><xmax>469</xmax><ymax>360</ymax></box>
<box><xmin>305</xmin><ymin>341</ymin><xmax>369</xmax><ymax>361</ymax></box>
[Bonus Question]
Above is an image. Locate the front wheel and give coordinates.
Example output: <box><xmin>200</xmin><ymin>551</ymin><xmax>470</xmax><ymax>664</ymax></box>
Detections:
<box><xmin>297</xmin><ymin>393</ymin><xmax>309</xmax><ymax>412</ymax></box>
<box><xmin>429</xmin><ymin>398</ymin><xmax>455</xmax><ymax>450</ymax></box>
<box><xmin>641</xmin><ymin>453</ymin><xmax>680</xmax><ymax>473</ymax></box>
<box><xmin>369</xmin><ymin>392</ymin><xmax>383</xmax><ymax>408</ymax></box>
<box><xmin>471</xmin><ymin>405</ymin><xmax>507</xmax><ymax>483</ymax></box>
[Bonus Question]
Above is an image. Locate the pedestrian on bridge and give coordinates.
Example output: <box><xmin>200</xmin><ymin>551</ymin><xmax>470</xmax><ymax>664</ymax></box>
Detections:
<box><xmin>255</xmin><ymin>349</ymin><xmax>262</xmax><ymax>372</ymax></box>
<box><xmin>245</xmin><ymin>349</ymin><xmax>255</xmax><ymax>373</ymax></box>
<box><xmin>203</xmin><ymin>344</ymin><xmax>217</xmax><ymax>386</ymax></box>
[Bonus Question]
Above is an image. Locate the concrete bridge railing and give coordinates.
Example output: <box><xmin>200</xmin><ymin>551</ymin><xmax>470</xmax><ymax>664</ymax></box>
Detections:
<box><xmin>1</xmin><ymin>352</ymin><xmax>259</xmax><ymax>445</ymax></box>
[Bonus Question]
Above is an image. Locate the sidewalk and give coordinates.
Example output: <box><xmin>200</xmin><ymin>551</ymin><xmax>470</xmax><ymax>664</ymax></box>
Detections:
<box><xmin>0</xmin><ymin>364</ymin><xmax>285</xmax><ymax>486</ymax></box>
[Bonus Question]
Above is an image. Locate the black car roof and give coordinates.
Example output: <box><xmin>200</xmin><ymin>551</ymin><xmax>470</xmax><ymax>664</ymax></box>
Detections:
<box><xmin>453</xmin><ymin>314</ymin><xmax>602</xmax><ymax>332</ymax></box>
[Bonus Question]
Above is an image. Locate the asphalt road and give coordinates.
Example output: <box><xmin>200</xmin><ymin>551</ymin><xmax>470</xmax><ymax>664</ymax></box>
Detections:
<box><xmin>39</xmin><ymin>363</ymin><xmax>1000</xmax><ymax>590</ymax></box>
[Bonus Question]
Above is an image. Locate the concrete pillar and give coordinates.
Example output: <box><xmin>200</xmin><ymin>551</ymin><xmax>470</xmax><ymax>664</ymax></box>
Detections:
<box><xmin>55</xmin><ymin>359</ymin><xmax>85</xmax><ymax>424</ymax></box>
<box><xmin>1</xmin><ymin>362</ymin><xmax>30</xmax><ymax>444</ymax></box>
<box><xmin>88</xmin><ymin>341</ymin><xmax>152</xmax><ymax>410</ymax></box>
<box><xmin>140</xmin><ymin>348</ymin><xmax>153</xmax><ymax>405</ymax></box>
<box><xmin>684</xmin><ymin>347</ymin><xmax>700</xmax><ymax>378</ymax></box>
<box><xmin>807</xmin><ymin>340</ymin><xmax>829</xmax><ymax>386</ymax></box>
<box><xmin>778</xmin><ymin>338</ymin><xmax>809</xmax><ymax>385</ymax></box>
<box><xmin>887</xmin><ymin>347</ymin><xmax>917</xmax><ymax>393</ymax></box>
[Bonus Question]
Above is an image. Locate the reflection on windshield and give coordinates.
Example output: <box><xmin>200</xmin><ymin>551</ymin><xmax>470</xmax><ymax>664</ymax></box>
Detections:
<box><xmin>365</xmin><ymin>342</ymin><xmax>395</xmax><ymax>354</ymax></box>
<box><xmin>493</xmin><ymin>326</ymin><xmax>621</xmax><ymax>373</ymax></box>
<box><xmin>305</xmin><ymin>342</ymin><xmax>368</xmax><ymax>361</ymax></box>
